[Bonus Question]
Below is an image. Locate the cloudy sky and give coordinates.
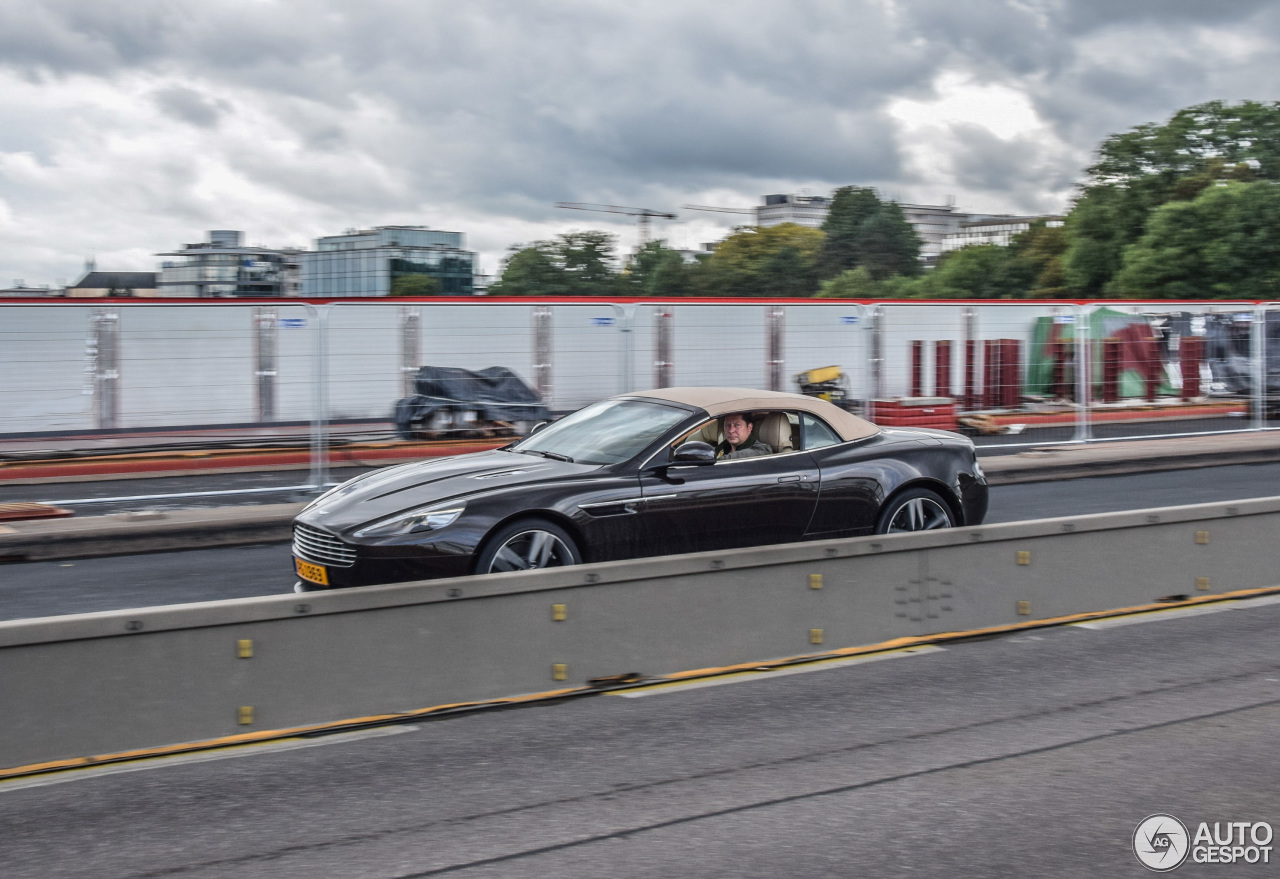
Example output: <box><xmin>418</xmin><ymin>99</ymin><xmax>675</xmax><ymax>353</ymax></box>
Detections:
<box><xmin>1</xmin><ymin>0</ymin><xmax>1278</xmax><ymax>286</ymax></box>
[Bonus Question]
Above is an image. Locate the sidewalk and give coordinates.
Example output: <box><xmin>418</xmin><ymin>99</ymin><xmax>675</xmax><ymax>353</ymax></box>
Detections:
<box><xmin>980</xmin><ymin>430</ymin><xmax>1280</xmax><ymax>484</ymax></box>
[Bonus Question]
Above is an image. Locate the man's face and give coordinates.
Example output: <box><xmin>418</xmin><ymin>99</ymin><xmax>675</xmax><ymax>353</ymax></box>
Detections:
<box><xmin>723</xmin><ymin>414</ymin><xmax>751</xmax><ymax>447</ymax></box>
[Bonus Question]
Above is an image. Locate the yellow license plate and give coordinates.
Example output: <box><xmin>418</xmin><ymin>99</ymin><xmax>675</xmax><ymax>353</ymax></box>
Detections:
<box><xmin>294</xmin><ymin>558</ymin><xmax>329</xmax><ymax>586</ymax></box>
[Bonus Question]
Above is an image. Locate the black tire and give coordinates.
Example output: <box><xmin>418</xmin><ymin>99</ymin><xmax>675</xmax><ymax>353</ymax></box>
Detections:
<box><xmin>875</xmin><ymin>487</ymin><xmax>956</xmax><ymax>534</ymax></box>
<box><xmin>474</xmin><ymin>518</ymin><xmax>582</xmax><ymax>574</ymax></box>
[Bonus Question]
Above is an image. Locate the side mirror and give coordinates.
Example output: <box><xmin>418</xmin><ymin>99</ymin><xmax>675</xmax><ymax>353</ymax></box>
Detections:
<box><xmin>671</xmin><ymin>440</ymin><xmax>716</xmax><ymax>465</ymax></box>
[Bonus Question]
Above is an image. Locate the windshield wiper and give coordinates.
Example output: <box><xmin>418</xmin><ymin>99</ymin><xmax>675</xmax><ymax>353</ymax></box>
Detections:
<box><xmin>519</xmin><ymin>449</ymin><xmax>575</xmax><ymax>463</ymax></box>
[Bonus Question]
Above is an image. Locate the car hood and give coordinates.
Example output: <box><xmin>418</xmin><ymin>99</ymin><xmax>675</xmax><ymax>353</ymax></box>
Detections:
<box><xmin>296</xmin><ymin>450</ymin><xmax>599</xmax><ymax>532</ymax></box>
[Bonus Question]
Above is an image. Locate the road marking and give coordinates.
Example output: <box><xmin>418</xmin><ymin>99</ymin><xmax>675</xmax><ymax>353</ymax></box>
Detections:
<box><xmin>0</xmin><ymin>725</ymin><xmax>417</xmax><ymax>793</ymax></box>
<box><xmin>1228</xmin><ymin>594</ymin><xmax>1280</xmax><ymax>609</ymax></box>
<box><xmin>610</xmin><ymin>646</ymin><xmax>945</xmax><ymax>698</ymax></box>
<box><xmin>1072</xmin><ymin>604</ymin><xmax>1230</xmax><ymax>629</ymax></box>
<box><xmin>1072</xmin><ymin>591</ymin><xmax>1280</xmax><ymax>630</ymax></box>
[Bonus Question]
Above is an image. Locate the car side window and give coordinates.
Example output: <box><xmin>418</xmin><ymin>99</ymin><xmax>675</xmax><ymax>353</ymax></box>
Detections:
<box><xmin>801</xmin><ymin>413</ymin><xmax>841</xmax><ymax>450</ymax></box>
<box><xmin>669</xmin><ymin>420</ymin><xmax>720</xmax><ymax>459</ymax></box>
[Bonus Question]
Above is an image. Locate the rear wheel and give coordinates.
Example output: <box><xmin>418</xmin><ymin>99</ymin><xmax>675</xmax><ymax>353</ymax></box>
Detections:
<box><xmin>875</xmin><ymin>487</ymin><xmax>955</xmax><ymax>534</ymax></box>
<box><xmin>475</xmin><ymin>518</ymin><xmax>582</xmax><ymax>574</ymax></box>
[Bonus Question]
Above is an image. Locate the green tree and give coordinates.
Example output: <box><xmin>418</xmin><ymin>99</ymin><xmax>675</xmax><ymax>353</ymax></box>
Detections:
<box><xmin>488</xmin><ymin>231</ymin><xmax>621</xmax><ymax>296</ymax></box>
<box><xmin>556</xmin><ymin>230</ymin><xmax>619</xmax><ymax>293</ymax></box>
<box><xmin>1113</xmin><ymin>181</ymin><xmax>1280</xmax><ymax>299</ymax></box>
<box><xmin>819</xmin><ymin>186</ymin><xmax>921</xmax><ymax>279</ymax></box>
<box><xmin>694</xmin><ymin>223</ymin><xmax>824</xmax><ymax>297</ymax></box>
<box><xmin>857</xmin><ymin>203</ymin><xmax>922</xmax><ymax>279</ymax></box>
<box><xmin>487</xmin><ymin>243</ymin><xmax>562</xmax><ymax>295</ymax></box>
<box><xmin>389</xmin><ymin>274</ymin><xmax>442</xmax><ymax>296</ymax></box>
<box><xmin>816</xmin><ymin>266</ymin><xmax>878</xmax><ymax>298</ymax></box>
<box><xmin>911</xmin><ymin>245</ymin><xmax>1033</xmax><ymax>299</ymax></box>
<box><xmin>819</xmin><ymin>186</ymin><xmax>882</xmax><ymax>275</ymax></box>
<box><xmin>622</xmin><ymin>241</ymin><xmax>693</xmax><ymax>296</ymax></box>
<box><xmin>1011</xmin><ymin>221</ymin><xmax>1069</xmax><ymax>297</ymax></box>
<box><xmin>1064</xmin><ymin>100</ymin><xmax>1280</xmax><ymax>296</ymax></box>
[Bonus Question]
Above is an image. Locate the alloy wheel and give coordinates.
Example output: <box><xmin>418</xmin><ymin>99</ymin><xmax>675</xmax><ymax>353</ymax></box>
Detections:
<box><xmin>486</xmin><ymin>529</ymin><xmax>575</xmax><ymax>573</ymax></box>
<box><xmin>884</xmin><ymin>497</ymin><xmax>953</xmax><ymax>533</ymax></box>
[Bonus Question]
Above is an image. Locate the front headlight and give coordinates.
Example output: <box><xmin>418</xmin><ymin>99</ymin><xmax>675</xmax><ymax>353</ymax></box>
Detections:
<box><xmin>352</xmin><ymin>504</ymin><xmax>465</xmax><ymax>538</ymax></box>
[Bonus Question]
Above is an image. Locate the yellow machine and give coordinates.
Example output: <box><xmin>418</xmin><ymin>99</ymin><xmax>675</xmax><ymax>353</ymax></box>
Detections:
<box><xmin>794</xmin><ymin>366</ymin><xmax>849</xmax><ymax>406</ymax></box>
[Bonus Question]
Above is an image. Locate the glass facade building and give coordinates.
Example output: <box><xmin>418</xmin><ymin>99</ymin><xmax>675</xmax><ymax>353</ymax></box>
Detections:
<box><xmin>300</xmin><ymin>226</ymin><xmax>476</xmax><ymax>296</ymax></box>
<box><xmin>157</xmin><ymin>230</ymin><xmax>302</xmax><ymax>297</ymax></box>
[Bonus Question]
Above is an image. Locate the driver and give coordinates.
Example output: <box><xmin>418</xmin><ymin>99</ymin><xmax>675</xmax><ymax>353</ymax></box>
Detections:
<box><xmin>716</xmin><ymin>412</ymin><xmax>772</xmax><ymax>459</ymax></box>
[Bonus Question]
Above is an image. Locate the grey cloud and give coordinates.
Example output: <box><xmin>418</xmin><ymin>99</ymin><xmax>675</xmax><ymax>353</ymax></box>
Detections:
<box><xmin>8</xmin><ymin>0</ymin><xmax>1280</xmax><ymax>283</ymax></box>
<box><xmin>1060</xmin><ymin>0</ymin><xmax>1279</xmax><ymax>33</ymax></box>
<box><xmin>153</xmin><ymin>85</ymin><xmax>229</xmax><ymax>128</ymax></box>
<box><xmin>947</xmin><ymin>123</ymin><xmax>1066</xmax><ymax>199</ymax></box>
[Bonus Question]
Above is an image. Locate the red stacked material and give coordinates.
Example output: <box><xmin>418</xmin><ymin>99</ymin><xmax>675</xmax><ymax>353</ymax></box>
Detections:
<box><xmin>1102</xmin><ymin>337</ymin><xmax>1121</xmax><ymax>403</ymax></box>
<box><xmin>910</xmin><ymin>340</ymin><xmax>924</xmax><ymax>398</ymax></box>
<box><xmin>1180</xmin><ymin>335</ymin><xmax>1204</xmax><ymax>400</ymax></box>
<box><xmin>935</xmin><ymin>340</ymin><xmax>952</xmax><ymax>398</ymax></box>
<box><xmin>868</xmin><ymin>397</ymin><xmax>958</xmax><ymax>429</ymax></box>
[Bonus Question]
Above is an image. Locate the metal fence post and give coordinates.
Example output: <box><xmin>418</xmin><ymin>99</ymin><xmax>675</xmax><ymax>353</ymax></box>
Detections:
<box><xmin>532</xmin><ymin>305</ymin><xmax>553</xmax><ymax>405</ymax></box>
<box><xmin>1072</xmin><ymin>304</ymin><xmax>1092</xmax><ymax>442</ymax></box>
<box><xmin>90</xmin><ymin>308</ymin><xmax>120</xmax><ymax>430</ymax></box>
<box><xmin>766</xmin><ymin>304</ymin><xmax>786</xmax><ymax>392</ymax></box>
<box><xmin>655</xmin><ymin>306</ymin><xmax>674</xmax><ymax>388</ymax></box>
<box><xmin>612</xmin><ymin>303</ymin><xmax>635</xmax><ymax>395</ymax></box>
<box><xmin>310</xmin><ymin>304</ymin><xmax>331</xmax><ymax>489</ymax></box>
<box><xmin>253</xmin><ymin>306</ymin><xmax>278</xmax><ymax>422</ymax></box>
<box><xmin>867</xmin><ymin>304</ymin><xmax>884</xmax><ymax>410</ymax></box>
<box><xmin>1253</xmin><ymin>303</ymin><xmax>1267</xmax><ymax>430</ymax></box>
<box><xmin>962</xmin><ymin>305</ymin><xmax>977</xmax><ymax>411</ymax></box>
<box><xmin>400</xmin><ymin>306</ymin><xmax>421</xmax><ymax>399</ymax></box>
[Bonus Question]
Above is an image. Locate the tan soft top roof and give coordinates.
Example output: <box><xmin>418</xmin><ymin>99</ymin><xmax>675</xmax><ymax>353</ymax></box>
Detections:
<box><xmin>629</xmin><ymin>387</ymin><xmax>880</xmax><ymax>442</ymax></box>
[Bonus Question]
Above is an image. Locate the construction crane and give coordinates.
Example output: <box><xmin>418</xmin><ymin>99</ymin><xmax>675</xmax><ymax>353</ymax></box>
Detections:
<box><xmin>683</xmin><ymin>203</ymin><xmax>757</xmax><ymax>224</ymax></box>
<box><xmin>555</xmin><ymin>203</ymin><xmax>677</xmax><ymax>247</ymax></box>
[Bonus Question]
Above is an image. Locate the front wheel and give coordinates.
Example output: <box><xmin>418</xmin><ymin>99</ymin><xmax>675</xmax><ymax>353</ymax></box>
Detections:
<box><xmin>875</xmin><ymin>487</ymin><xmax>956</xmax><ymax>534</ymax></box>
<box><xmin>475</xmin><ymin>518</ymin><xmax>582</xmax><ymax>574</ymax></box>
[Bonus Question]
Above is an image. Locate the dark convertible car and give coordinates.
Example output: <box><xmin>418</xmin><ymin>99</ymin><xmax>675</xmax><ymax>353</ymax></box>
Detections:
<box><xmin>291</xmin><ymin>387</ymin><xmax>988</xmax><ymax>590</ymax></box>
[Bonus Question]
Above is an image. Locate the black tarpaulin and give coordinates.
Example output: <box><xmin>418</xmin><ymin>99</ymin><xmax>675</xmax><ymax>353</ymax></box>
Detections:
<box><xmin>394</xmin><ymin>366</ymin><xmax>549</xmax><ymax>439</ymax></box>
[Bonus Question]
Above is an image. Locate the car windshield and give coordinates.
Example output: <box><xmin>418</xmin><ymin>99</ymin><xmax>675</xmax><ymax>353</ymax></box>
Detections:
<box><xmin>512</xmin><ymin>399</ymin><xmax>690</xmax><ymax>465</ymax></box>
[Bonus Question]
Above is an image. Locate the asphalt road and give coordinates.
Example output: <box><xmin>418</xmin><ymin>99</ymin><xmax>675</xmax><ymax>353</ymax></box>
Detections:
<box><xmin>3</xmin><ymin>595</ymin><xmax>1277</xmax><ymax>878</ymax></box>
<box><xmin>4</xmin><ymin>462</ymin><xmax>1280</xmax><ymax>622</ymax></box>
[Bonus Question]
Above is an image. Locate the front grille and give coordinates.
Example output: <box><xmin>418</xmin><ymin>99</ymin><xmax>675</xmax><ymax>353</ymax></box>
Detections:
<box><xmin>293</xmin><ymin>523</ymin><xmax>357</xmax><ymax>568</ymax></box>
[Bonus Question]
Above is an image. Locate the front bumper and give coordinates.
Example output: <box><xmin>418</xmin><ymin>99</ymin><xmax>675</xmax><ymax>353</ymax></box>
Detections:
<box><xmin>291</xmin><ymin>523</ymin><xmax>475</xmax><ymax>589</ymax></box>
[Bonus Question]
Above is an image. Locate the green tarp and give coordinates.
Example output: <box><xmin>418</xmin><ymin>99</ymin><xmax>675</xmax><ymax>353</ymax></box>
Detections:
<box><xmin>1024</xmin><ymin>307</ymin><xmax>1176</xmax><ymax>399</ymax></box>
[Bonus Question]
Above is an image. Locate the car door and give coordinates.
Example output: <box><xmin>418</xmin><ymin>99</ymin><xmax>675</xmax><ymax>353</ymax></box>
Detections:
<box><xmin>638</xmin><ymin>450</ymin><xmax>820</xmax><ymax>555</ymax></box>
<box><xmin>801</xmin><ymin>412</ymin><xmax>886</xmax><ymax>537</ymax></box>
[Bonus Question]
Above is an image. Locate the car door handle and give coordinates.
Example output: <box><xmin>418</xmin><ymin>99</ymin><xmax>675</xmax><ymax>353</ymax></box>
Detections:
<box><xmin>777</xmin><ymin>475</ymin><xmax>802</xmax><ymax>483</ymax></box>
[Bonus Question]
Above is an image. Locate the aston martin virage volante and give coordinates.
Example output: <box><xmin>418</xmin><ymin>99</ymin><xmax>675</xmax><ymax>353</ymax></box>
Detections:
<box><xmin>291</xmin><ymin>387</ymin><xmax>988</xmax><ymax>590</ymax></box>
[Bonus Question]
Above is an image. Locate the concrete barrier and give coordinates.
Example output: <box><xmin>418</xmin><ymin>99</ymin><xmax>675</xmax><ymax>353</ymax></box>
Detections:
<box><xmin>3</xmin><ymin>497</ymin><xmax>1279</xmax><ymax>775</ymax></box>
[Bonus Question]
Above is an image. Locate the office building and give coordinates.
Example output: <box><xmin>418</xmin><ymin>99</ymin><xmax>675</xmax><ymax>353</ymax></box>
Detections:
<box><xmin>1</xmin><ymin>281</ymin><xmax>62</xmax><ymax>298</ymax></box>
<box><xmin>300</xmin><ymin>226</ymin><xmax>476</xmax><ymax>297</ymax></box>
<box><xmin>756</xmin><ymin>194</ymin><xmax>832</xmax><ymax>229</ymax></box>
<box><xmin>157</xmin><ymin>230</ymin><xmax>302</xmax><ymax>297</ymax></box>
<box><xmin>940</xmin><ymin>216</ymin><xmax>1065</xmax><ymax>253</ymax></box>
<box><xmin>755</xmin><ymin>193</ymin><xmax>975</xmax><ymax>263</ymax></box>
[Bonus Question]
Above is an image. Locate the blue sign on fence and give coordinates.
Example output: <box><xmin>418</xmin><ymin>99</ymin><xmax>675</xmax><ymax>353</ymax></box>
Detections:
<box><xmin>280</xmin><ymin>318</ymin><xmax>307</xmax><ymax>328</ymax></box>
<box><xmin>591</xmin><ymin>317</ymin><xmax>616</xmax><ymax>327</ymax></box>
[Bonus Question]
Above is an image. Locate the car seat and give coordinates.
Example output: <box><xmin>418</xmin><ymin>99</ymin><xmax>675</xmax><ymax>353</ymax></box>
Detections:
<box><xmin>755</xmin><ymin>412</ymin><xmax>795</xmax><ymax>453</ymax></box>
